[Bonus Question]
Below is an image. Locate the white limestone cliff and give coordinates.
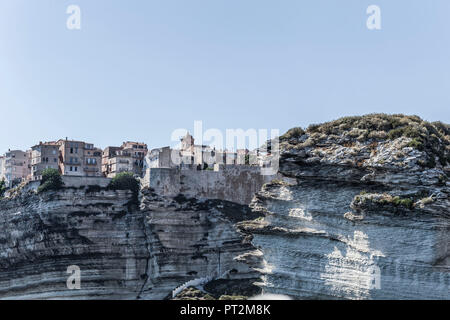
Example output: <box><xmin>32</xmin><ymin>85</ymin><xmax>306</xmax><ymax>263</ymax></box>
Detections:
<box><xmin>238</xmin><ymin>115</ymin><xmax>449</xmax><ymax>299</ymax></box>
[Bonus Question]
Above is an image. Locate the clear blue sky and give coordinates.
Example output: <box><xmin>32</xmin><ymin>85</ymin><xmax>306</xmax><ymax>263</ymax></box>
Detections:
<box><xmin>1</xmin><ymin>0</ymin><xmax>449</xmax><ymax>152</ymax></box>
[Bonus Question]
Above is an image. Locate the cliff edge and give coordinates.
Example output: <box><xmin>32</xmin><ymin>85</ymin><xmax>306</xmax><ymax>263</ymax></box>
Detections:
<box><xmin>0</xmin><ymin>114</ymin><xmax>448</xmax><ymax>300</ymax></box>
<box><xmin>239</xmin><ymin>114</ymin><xmax>449</xmax><ymax>299</ymax></box>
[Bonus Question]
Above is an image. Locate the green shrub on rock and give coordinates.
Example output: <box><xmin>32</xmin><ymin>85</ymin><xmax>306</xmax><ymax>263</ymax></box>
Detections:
<box><xmin>280</xmin><ymin>127</ymin><xmax>305</xmax><ymax>141</ymax></box>
<box><xmin>392</xmin><ymin>196</ymin><xmax>414</xmax><ymax>209</ymax></box>
<box><xmin>0</xmin><ymin>179</ymin><xmax>7</xmax><ymax>198</ymax></box>
<box><xmin>108</xmin><ymin>172</ymin><xmax>140</xmax><ymax>202</ymax></box>
<box><xmin>407</xmin><ymin>138</ymin><xmax>424</xmax><ymax>151</ymax></box>
<box><xmin>282</xmin><ymin>114</ymin><xmax>450</xmax><ymax>168</ymax></box>
<box><xmin>37</xmin><ymin>168</ymin><xmax>63</xmax><ymax>193</ymax></box>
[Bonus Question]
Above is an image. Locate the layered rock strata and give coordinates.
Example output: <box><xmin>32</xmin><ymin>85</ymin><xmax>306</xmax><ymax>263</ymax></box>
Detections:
<box><xmin>0</xmin><ymin>187</ymin><xmax>261</xmax><ymax>299</ymax></box>
<box><xmin>239</xmin><ymin>115</ymin><xmax>450</xmax><ymax>299</ymax></box>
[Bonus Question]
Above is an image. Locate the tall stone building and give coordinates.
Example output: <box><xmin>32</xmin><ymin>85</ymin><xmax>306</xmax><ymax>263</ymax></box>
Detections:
<box><xmin>0</xmin><ymin>156</ymin><xmax>5</xmax><ymax>182</ymax></box>
<box><xmin>102</xmin><ymin>147</ymin><xmax>133</xmax><ymax>178</ymax></box>
<box><xmin>146</xmin><ymin>133</ymin><xmax>255</xmax><ymax>170</ymax></box>
<box><xmin>57</xmin><ymin>139</ymin><xmax>102</xmax><ymax>177</ymax></box>
<box><xmin>30</xmin><ymin>141</ymin><xmax>60</xmax><ymax>180</ymax></box>
<box><xmin>120</xmin><ymin>142</ymin><xmax>148</xmax><ymax>176</ymax></box>
<box><xmin>3</xmin><ymin>150</ymin><xmax>31</xmax><ymax>187</ymax></box>
<box><xmin>102</xmin><ymin>146</ymin><xmax>121</xmax><ymax>178</ymax></box>
<box><xmin>145</xmin><ymin>146</ymin><xmax>173</xmax><ymax>169</ymax></box>
<box><xmin>102</xmin><ymin>142</ymin><xmax>147</xmax><ymax>178</ymax></box>
<box><xmin>179</xmin><ymin>132</ymin><xmax>214</xmax><ymax>167</ymax></box>
<box><xmin>180</xmin><ymin>132</ymin><xmax>195</xmax><ymax>153</ymax></box>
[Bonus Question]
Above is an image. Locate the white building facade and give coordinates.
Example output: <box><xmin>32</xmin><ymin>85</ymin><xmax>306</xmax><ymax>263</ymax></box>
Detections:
<box><xmin>3</xmin><ymin>150</ymin><xmax>31</xmax><ymax>187</ymax></box>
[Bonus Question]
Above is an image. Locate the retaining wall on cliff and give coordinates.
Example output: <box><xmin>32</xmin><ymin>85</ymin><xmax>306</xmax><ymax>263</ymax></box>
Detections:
<box><xmin>61</xmin><ymin>176</ymin><xmax>111</xmax><ymax>188</ymax></box>
<box><xmin>22</xmin><ymin>177</ymin><xmax>111</xmax><ymax>193</ymax></box>
<box><xmin>143</xmin><ymin>165</ymin><xmax>275</xmax><ymax>205</ymax></box>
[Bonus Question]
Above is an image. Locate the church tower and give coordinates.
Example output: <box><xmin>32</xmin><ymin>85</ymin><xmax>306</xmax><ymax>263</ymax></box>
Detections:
<box><xmin>180</xmin><ymin>132</ymin><xmax>195</xmax><ymax>152</ymax></box>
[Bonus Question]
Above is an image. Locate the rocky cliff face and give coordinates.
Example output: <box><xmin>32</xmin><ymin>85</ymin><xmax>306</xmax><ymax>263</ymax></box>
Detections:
<box><xmin>0</xmin><ymin>188</ymin><xmax>148</xmax><ymax>299</ymax></box>
<box><xmin>137</xmin><ymin>188</ymin><xmax>262</xmax><ymax>299</ymax></box>
<box><xmin>0</xmin><ymin>187</ymin><xmax>261</xmax><ymax>299</ymax></box>
<box><xmin>1</xmin><ymin>114</ymin><xmax>448</xmax><ymax>300</ymax></box>
<box><xmin>239</xmin><ymin>115</ymin><xmax>450</xmax><ymax>299</ymax></box>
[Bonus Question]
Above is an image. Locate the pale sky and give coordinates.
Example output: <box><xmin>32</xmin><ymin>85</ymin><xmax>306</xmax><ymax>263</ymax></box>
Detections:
<box><xmin>0</xmin><ymin>0</ymin><xmax>449</xmax><ymax>152</ymax></box>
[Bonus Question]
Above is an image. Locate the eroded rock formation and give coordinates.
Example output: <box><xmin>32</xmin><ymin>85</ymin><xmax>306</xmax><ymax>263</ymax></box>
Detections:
<box><xmin>0</xmin><ymin>114</ymin><xmax>448</xmax><ymax>300</ymax></box>
<box><xmin>239</xmin><ymin>115</ymin><xmax>450</xmax><ymax>299</ymax></box>
<box><xmin>137</xmin><ymin>188</ymin><xmax>262</xmax><ymax>299</ymax></box>
<box><xmin>0</xmin><ymin>187</ymin><xmax>261</xmax><ymax>299</ymax></box>
<box><xmin>0</xmin><ymin>188</ymin><xmax>147</xmax><ymax>299</ymax></box>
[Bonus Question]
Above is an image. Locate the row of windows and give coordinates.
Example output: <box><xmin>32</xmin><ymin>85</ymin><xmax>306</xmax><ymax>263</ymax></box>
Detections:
<box><xmin>32</xmin><ymin>165</ymin><xmax>55</xmax><ymax>172</ymax></box>
<box><xmin>42</xmin><ymin>157</ymin><xmax>57</xmax><ymax>163</ymax></box>
<box><xmin>86</xmin><ymin>158</ymin><xmax>97</xmax><ymax>165</ymax></box>
<box><xmin>69</xmin><ymin>157</ymin><xmax>79</xmax><ymax>164</ymax></box>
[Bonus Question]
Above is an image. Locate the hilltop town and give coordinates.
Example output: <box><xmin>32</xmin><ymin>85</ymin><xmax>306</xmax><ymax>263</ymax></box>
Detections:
<box><xmin>0</xmin><ymin>114</ymin><xmax>448</xmax><ymax>300</ymax></box>
<box><xmin>0</xmin><ymin>132</ymin><xmax>266</xmax><ymax>189</ymax></box>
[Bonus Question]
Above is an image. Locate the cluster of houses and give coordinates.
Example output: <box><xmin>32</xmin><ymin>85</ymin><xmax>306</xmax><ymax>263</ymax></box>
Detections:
<box><xmin>0</xmin><ymin>139</ymin><xmax>146</xmax><ymax>188</ymax></box>
<box><xmin>0</xmin><ymin>132</ymin><xmax>258</xmax><ymax>188</ymax></box>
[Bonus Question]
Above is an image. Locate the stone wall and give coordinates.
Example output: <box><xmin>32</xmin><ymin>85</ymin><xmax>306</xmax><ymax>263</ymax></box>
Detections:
<box><xmin>144</xmin><ymin>166</ymin><xmax>276</xmax><ymax>205</ymax></box>
<box><xmin>62</xmin><ymin>176</ymin><xmax>111</xmax><ymax>188</ymax></box>
<box><xmin>21</xmin><ymin>180</ymin><xmax>41</xmax><ymax>193</ymax></box>
<box><xmin>19</xmin><ymin>177</ymin><xmax>111</xmax><ymax>194</ymax></box>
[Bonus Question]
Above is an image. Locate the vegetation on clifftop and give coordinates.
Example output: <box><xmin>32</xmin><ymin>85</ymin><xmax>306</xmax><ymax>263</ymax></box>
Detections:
<box><xmin>173</xmin><ymin>279</ymin><xmax>261</xmax><ymax>300</ymax></box>
<box><xmin>280</xmin><ymin>114</ymin><xmax>450</xmax><ymax>167</ymax></box>
<box><xmin>108</xmin><ymin>172</ymin><xmax>140</xmax><ymax>203</ymax></box>
<box><xmin>352</xmin><ymin>189</ymin><xmax>437</xmax><ymax>212</ymax></box>
<box><xmin>0</xmin><ymin>179</ymin><xmax>6</xmax><ymax>198</ymax></box>
<box><xmin>37</xmin><ymin>168</ymin><xmax>64</xmax><ymax>193</ymax></box>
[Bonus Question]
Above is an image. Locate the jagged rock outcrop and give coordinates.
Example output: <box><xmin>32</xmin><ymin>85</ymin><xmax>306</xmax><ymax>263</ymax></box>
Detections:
<box><xmin>1</xmin><ymin>114</ymin><xmax>448</xmax><ymax>300</ymax></box>
<box><xmin>239</xmin><ymin>114</ymin><xmax>450</xmax><ymax>299</ymax></box>
<box><xmin>137</xmin><ymin>188</ymin><xmax>263</xmax><ymax>299</ymax></box>
<box><xmin>0</xmin><ymin>185</ymin><xmax>262</xmax><ymax>299</ymax></box>
<box><xmin>0</xmin><ymin>188</ymin><xmax>148</xmax><ymax>299</ymax></box>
